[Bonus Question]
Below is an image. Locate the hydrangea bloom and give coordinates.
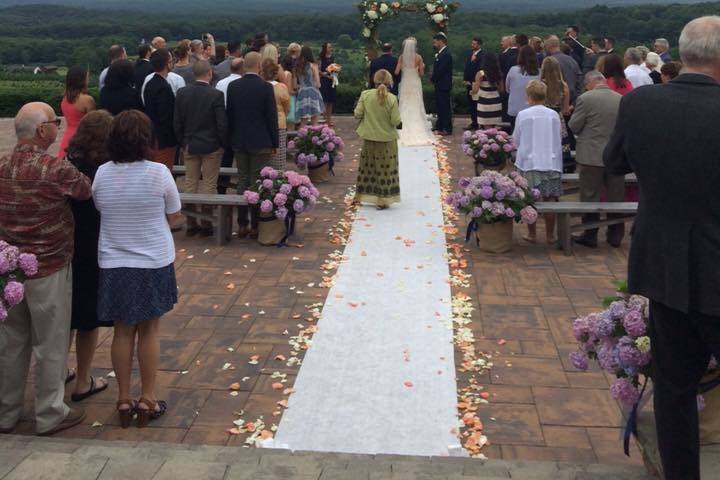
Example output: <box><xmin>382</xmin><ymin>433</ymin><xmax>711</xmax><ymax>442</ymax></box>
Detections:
<box><xmin>610</xmin><ymin>378</ymin><xmax>640</xmax><ymax>407</ymax></box>
<box><xmin>569</xmin><ymin>351</ymin><xmax>588</xmax><ymax>371</ymax></box>
<box><xmin>243</xmin><ymin>191</ymin><xmax>260</xmax><ymax>204</ymax></box>
<box><xmin>18</xmin><ymin>253</ymin><xmax>38</xmax><ymax>277</ymax></box>
<box><xmin>293</xmin><ymin>199</ymin><xmax>305</xmax><ymax>213</ymax></box>
<box><xmin>3</xmin><ymin>281</ymin><xmax>24</xmax><ymax>307</ymax></box>
<box><xmin>623</xmin><ymin>310</ymin><xmax>646</xmax><ymax>337</ymax></box>
<box><xmin>260</xmin><ymin>200</ymin><xmax>273</xmax><ymax>213</ymax></box>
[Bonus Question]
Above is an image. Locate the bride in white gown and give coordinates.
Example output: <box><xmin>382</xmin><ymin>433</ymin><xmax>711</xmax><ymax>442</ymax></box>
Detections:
<box><xmin>395</xmin><ymin>37</ymin><xmax>435</xmax><ymax>146</ymax></box>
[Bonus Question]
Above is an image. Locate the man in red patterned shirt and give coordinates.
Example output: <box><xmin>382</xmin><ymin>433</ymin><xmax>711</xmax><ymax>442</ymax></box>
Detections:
<box><xmin>0</xmin><ymin>102</ymin><xmax>90</xmax><ymax>435</ymax></box>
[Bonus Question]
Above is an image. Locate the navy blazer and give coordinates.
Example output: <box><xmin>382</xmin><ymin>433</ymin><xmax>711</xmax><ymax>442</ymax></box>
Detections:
<box><xmin>603</xmin><ymin>73</ymin><xmax>720</xmax><ymax>315</ymax></box>
<box><xmin>369</xmin><ymin>54</ymin><xmax>399</xmax><ymax>95</ymax></box>
<box><xmin>463</xmin><ymin>49</ymin><xmax>484</xmax><ymax>85</ymax></box>
<box><xmin>431</xmin><ymin>48</ymin><xmax>453</xmax><ymax>91</ymax></box>
<box><xmin>226</xmin><ymin>74</ymin><xmax>279</xmax><ymax>151</ymax></box>
<box><xmin>143</xmin><ymin>74</ymin><xmax>177</xmax><ymax>149</ymax></box>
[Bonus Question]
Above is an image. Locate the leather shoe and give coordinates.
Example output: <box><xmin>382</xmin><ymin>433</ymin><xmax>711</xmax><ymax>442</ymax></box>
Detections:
<box><xmin>0</xmin><ymin>422</ymin><xmax>18</xmax><ymax>434</ymax></box>
<box><xmin>248</xmin><ymin>228</ymin><xmax>259</xmax><ymax>240</ymax></box>
<box><xmin>438</xmin><ymin>131</ymin><xmax>452</xmax><ymax>137</ymax></box>
<box><xmin>237</xmin><ymin>225</ymin><xmax>250</xmax><ymax>238</ymax></box>
<box><xmin>38</xmin><ymin>407</ymin><xmax>85</xmax><ymax>436</ymax></box>
<box><xmin>573</xmin><ymin>236</ymin><xmax>598</xmax><ymax>249</ymax></box>
<box><xmin>607</xmin><ymin>239</ymin><xmax>622</xmax><ymax>248</ymax></box>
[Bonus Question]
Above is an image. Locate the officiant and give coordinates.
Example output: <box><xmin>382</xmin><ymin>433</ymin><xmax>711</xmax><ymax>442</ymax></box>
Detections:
<box><xmin>369</xmin><ymin>43</ymin><xmax>399</xmax><ymax>96</ymax></box>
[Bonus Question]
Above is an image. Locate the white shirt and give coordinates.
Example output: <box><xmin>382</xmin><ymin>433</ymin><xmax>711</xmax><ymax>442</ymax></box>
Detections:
<box><xmin>215</xmin><ymin>73</ymin><xmax>241</xmax><ymax>106</ymax></box>
<box><xmin>92</xmin><ymin>160</ymin><xmax>181</xmax><ymax>269</ymax></box>
<box><xmin>99</xmin><ymin>67</ymin><xmax>109</xmax><ymax>90</ymax></box>
<box><xmin>624</xmin><ymin>64</ymin><xmax>653</xmax><ymax>89</ymax></box>
<box><xmin>512</xmin><ymin>105</ymin><xmax>563</xmax><ymax>173</ymax></box>
<box><xmin>141</xmin><ymin>72</ymin><xmax>186</xmax><ymax>104</ymax></box>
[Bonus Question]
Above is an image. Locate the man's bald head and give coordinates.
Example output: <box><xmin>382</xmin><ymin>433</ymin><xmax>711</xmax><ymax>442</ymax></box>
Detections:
<box><xmin>151</xmin><ymin>36</ymin><xmax>166</xmax><ymax>50</ymax></box>
<box><xmin>15</xmin><ymin>102</ymin><xmax>58</xmax><ymax>148</ymax></box>
<box><xmin>243</xmin><ymin>52</ymin><xmax>262</xmax><ymax>73</ymax></box>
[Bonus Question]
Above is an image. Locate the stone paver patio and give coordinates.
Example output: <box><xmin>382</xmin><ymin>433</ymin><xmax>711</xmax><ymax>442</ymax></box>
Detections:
<box><xmin>0</xmin><ymin>116</ymin><xmax>642</xmax><ymax>468</ymax></box>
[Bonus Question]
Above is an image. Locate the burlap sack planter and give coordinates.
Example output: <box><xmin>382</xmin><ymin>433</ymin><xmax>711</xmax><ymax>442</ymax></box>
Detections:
<box><xmin>475</xmin><ymin>220</ymin><xmax>513</xmax><ymax>253</ymax></box>
<box><xmin>257</xmin><ymin>214</ymin><xmax>286</xmax><ymax>246</ymax></box>
<box><xmin>474</xmin><ymin>160</ymin><xmax>512</xmax><ymax>177</ymax></box>
<box><xmin>308</xmin><ymin>161</ymin><xmax>331</xmax><ymax>184</ymax></box>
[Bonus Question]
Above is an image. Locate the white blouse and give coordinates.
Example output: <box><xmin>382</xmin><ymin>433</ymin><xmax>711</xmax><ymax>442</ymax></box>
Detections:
<box><xmin>92</xmin><ymin>160</ymin><xmax>181</xmax><ymax>269</ymax></box>
<box><xmin>512</xmin><ymin>105</ymin><xmax>563</xmax><ymax>173</ymax></box>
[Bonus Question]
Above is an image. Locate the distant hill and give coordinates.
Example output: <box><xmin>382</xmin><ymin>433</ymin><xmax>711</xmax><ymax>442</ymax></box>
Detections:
<box><xmin>0</xmin><ymin>0</ymin><xmax>710</xmax><ymax>14</ymax></box>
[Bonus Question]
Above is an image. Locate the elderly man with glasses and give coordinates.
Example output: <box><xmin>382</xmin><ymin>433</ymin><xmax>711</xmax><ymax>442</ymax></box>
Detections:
<box><xmin>0</xmin><ymin>102</ymin><xmax>91</xmax><ymax>436</ymax></box>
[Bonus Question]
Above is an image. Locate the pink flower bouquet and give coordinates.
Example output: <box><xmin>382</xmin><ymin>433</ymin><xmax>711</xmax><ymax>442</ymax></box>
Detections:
<box><xmin>0</xmin><ymin>240</ymin><xmax>38</xmax><ymax>322</ymax></box>
<box><xmin>288</xmin><ymin>125</ymin><xmax>345</xmax><ymax>172</ymax></box>
<box><xmin>462</xmin><ymin>128</ymin><xmax>516</xmax><ymax>169</ymax></box>
<box><xmin>446</xmin><ymin>170</ymin><xmax>540</xmax><ymax>228</ymax></box>
<box><xmin>244</xmin><ymin>167</ymin><xmax>319</xmax><ymax>220</ymax></box>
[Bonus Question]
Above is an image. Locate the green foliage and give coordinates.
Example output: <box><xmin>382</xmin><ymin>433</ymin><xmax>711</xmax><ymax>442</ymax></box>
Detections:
<box><xmin>601</xmin><ymin>280</ymin><xmax>630</xmax><ymax>307</ymax></box>
<box><xmin>0</xmin><ymin>77</ymin><xmax>98</xmax><ymax>116</ymax></box>
<box><xmin>1</xmin><ymin>1</ymin><xmax>719</xmax><ymax>116</ymax></box>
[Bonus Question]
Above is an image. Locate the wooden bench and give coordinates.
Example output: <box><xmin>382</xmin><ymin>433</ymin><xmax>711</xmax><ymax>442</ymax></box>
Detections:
<box><xmin>174</xmin><ymin>166</ymin><xmax>237</xmax><ymax>176</ymax></box>
<box><xmin>562</xmin><ymin>173</ymin><xmax>637</xmax><ymax>184</ymax></box>
<box><xmin>179</xmin><ymin>193</ymin><xmax>247</xmax><ymax>246</ymax></box>
<box><xmin>535</xmin><ymin>201</ymin><xmax>638</xmax><ymax>255</ymax></box>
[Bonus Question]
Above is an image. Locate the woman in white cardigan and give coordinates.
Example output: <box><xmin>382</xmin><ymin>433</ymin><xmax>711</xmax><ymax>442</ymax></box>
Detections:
<box><xmin>512</xmin><ymin>80</ymin><xmax>563</xmax><ymax>244</ymax></box>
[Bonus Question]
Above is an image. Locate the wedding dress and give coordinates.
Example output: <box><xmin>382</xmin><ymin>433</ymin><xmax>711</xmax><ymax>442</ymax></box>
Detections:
<box><xmin>398</xmin><ymin>37</ymin><xmax>435</xmax><ymax>146</ymax></box>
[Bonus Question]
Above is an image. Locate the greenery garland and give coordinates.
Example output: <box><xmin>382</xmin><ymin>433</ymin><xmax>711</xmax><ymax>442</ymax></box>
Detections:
<box><xmin>357</xmin><ymin>1</ymin><xmax>460</xmax><ymax>45</ymax></box>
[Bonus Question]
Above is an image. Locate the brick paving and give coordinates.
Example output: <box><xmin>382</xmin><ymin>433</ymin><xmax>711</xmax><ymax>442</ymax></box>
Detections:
<box><xmin>0</xmin><ymin>434</ymin><xmax>655</xmax><ymax>479</ymax></box>
<box><xmin>0</xmin><ymin>116</ymin><xmax>642</xmax><ymax>468</ymax></box>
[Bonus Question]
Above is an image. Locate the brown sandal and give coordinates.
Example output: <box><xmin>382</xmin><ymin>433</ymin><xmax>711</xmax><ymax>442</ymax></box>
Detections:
<box><xmin>136</xmin><ymin>397</ymin><xmax>167</xmax><ymax>428</ymax></box>
<box><xmin>116</xmin><ymin>400</ymin><xmax>136</xmax><ymax>429</ymax></box>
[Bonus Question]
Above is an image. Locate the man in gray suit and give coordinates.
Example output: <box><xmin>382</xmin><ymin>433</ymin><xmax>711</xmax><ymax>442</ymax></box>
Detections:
<box><xmin>568</xmin><ymin>70</ymin><xmax>624</xmax><ymax>248</ymax></box>
<box><xmin>214</xmin><ymin>40</ymin><xmax>242</xmax><ymax>84</ymax></box>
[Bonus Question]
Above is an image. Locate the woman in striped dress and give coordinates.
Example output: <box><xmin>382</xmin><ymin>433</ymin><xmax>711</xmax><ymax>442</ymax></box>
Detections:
<box><xmin>471</xmin><ymin>53</ymin><xmax>504</xmax><ymax>128</ymax></box>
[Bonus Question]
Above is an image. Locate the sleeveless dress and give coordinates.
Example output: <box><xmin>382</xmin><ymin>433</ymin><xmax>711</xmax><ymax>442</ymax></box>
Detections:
<box><xmin>475</xmin><ymin>77</ymin><xmax>503</xmax><ymax>127</ymax></box>
<box><xmin>296</xmin><ymin>64</ymin><xmax>324</xmax><ymax>118</ymax></box>
<box><xmin>58</xmin><ymin>97</ymin><xmax>86</xmax><ymax>159</ymax></box>
<box><xmin>320</xmin><ymin>56</ymin><xmax>336</xmax><ymax>104</ymax></box>
<box><xmin>397</xmin><ymin>55</ymin><xmax>434</xmax><ymax>146</ymax></box>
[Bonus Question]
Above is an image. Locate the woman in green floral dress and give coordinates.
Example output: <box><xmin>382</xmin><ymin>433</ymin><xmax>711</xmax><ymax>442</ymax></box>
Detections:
<box><xmin>354</xmin><ymin>69</ymin><xmax>402</xmax><ymax>210</ymax></box>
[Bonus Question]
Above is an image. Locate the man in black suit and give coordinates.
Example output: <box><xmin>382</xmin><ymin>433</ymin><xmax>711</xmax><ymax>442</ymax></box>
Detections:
<box><xmin>369</xmin><ymin>43</ymin><xmax>399</xmax><ymax>96</ymax></box>
<box><xmin>134</xmin><ymin>44</ymin><xmax>154</xmax><ymax>90</ymax></box>
<box><xmin>430</xmin><ymin>33</ymin><xmax>453</xmax><ymax>136</ymax></box>
<box><xmin>143</xmin><ymin>48</ymin><xmax>178</xmax><ymax>170</ymax></box>
<box><xmin>499</xmin><ymin>35</ymin><xmax>518</xmax><ymax>123</ymax></box>
<box><xmin>226</xmin><ymin>51</ymin><xmax>278</xmax><ymax>238</ymax></box>
<box><xmin>463</xmin><ymin>37</ymin><xmax>484</xmax><ymax>131</ymax></box>
<box><xmin>565</xmin><ymin>25</ymin><xmax>585</xmax><ymax>68</ymax></box>
<box><xmin>603</xmin><ymin>16</ymin><xmax>720</xmax><ymax>480</ymax></box>
<box><xmin>174</xmin><ymin>59</ymin><xmax>228</xmax><ymax>237</ymax></box>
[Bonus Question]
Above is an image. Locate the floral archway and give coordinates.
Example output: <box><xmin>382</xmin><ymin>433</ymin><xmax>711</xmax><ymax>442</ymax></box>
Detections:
<box><xmin>358</xmin><ymin>1</ymin><xmax>460</xmax><ymax>57</ymax></box>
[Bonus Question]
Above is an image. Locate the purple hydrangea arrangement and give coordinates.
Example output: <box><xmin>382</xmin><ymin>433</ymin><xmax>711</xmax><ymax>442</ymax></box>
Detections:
<box><xmin>462</xmin><ymin>128</ymin><xmax>516</xmax><ymax>168</ymax></box>
<box><xmin>243</xmin><ymin>167</ymin><xmax>319</xmax><ymax>220</ymax></box>
<box><xmin>288</xmin><ymin>125</ymin><xmax>345</xmax><ymax>170</ymax></box>
<box><xmin>569</xmin><ymin>295</ymin><xmax>652</xmax><ymax>407</ymax></box>
<box><xmin>446</xmin><ymin>170</ymin><xmax>540</xmax><ymax>226</ymax></box>
<box><xmin>0</xmin><ymin>240</ymin><xmax>38</xmax><ymax>322</ymax></box>
<box><xmin>570</xmin><ymin>293</ymin><xmax>716</xmax><ymax>411</ymax></box>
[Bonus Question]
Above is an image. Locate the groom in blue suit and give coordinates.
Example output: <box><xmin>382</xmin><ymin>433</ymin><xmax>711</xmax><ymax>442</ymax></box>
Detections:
<box><xmin>431</xmin><ymin>33</ymin><xmax>453</xmax><ymax>136</ymax></box>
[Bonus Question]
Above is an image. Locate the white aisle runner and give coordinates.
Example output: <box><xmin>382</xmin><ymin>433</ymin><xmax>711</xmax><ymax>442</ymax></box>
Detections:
<box><xmin>274</xmin><ymin>145</ymin><xmax>460</xmax><ymax>456</ymax></box>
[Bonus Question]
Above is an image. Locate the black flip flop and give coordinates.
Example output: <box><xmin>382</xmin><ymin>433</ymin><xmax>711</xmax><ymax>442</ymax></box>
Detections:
<box><xmin>65</xmin><ymin>369</ymin><xmax>76</xmax><ymax>384</ymax></box>
<box><xmin>71</xmin><ymin>376</ymin><xmax>108</xmax><ymax>402</ymax></box>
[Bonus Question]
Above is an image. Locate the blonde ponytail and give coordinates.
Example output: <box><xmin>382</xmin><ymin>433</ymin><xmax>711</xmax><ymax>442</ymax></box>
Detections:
<box><xmin>372</xmin><ymin>69</ymin><xmax>394</xmax><ymax>105</ymax></box>
<box><xmin>377</xmin><ymin>83</ymin><xmax>388</xmax><ymax>105</ymax></box>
